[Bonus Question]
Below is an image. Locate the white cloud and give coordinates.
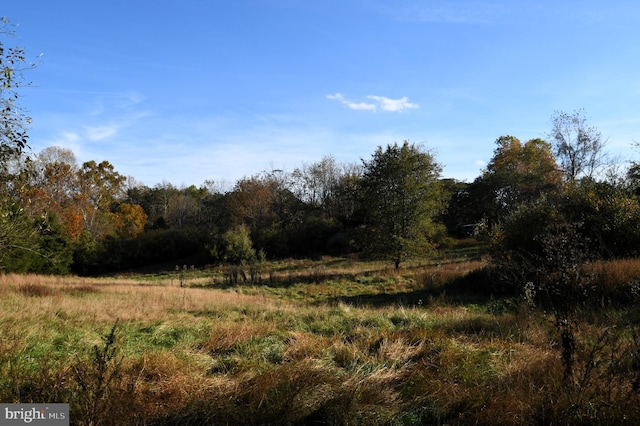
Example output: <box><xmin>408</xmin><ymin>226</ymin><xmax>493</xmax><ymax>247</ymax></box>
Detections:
<box><xmin>62</xmin><ymin>132</ymin><xmax>80</xmax><ymax>143</ymax></box>
<box><xmin>326</xmin><ymin>93</ymin><xmax>377</xmax><ymax>111</ymax></box>
<box><xmin>367</xmin><ymin>95</ymin><xmax>419</xmax><ymax>112</ymax></box>
<box><xmin>347</xmin><ymin>101</ymin><xmax>378</xmax><ymax>111</ymax></box>
<box><xmin>46</xmin><ymin>131</ymin><xmax>80</xmax><ymax>147</ymax></box>
<box><xmin>84</xmin><ymin>124</ymin><xmax>120</xmax><ymax>141</ymax></box>
<box><xmin>327</xmin><ymin>93</ymin><xmax>419</xmax><ymax>112</ymax></box>
<box><xmin>325</xmin><ymin>93</ymin><xmax>344</xmax><ymax>102</ymax></box>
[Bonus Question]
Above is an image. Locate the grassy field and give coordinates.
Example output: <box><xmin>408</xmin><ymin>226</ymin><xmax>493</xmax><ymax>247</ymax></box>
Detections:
<box><xmin>2</xmin><ymin>252</ymin><xmax>640</xmax><ymax>425</ymax></box>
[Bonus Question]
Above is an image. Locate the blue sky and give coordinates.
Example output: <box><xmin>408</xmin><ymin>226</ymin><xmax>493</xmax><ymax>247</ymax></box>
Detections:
<box><xmin>4</xmin><ymin>1</ymin><xmax>640</xmax><ymax>187</ymax></box>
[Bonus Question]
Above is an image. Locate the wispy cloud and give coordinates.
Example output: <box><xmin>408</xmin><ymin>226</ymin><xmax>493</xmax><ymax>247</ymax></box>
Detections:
<box><xmin>327</xmin><ymin>93</ymin><xmax>419</xmax><ymax>112</ymax></box>
<box><xmin>35</xmin><ymin>100</ymin><xmax>150</xmax><ymax>166</ymax></box>
<box><xmin>61</xmin><ymin>132</ymin><xmax>80</xmax><ymax>143</ymax></box>
<box><xmin>84</xmin><ymin>124</ymin><xmax>121</xmax><ymax>141</ymax></box>
<box><xmin>326</xmin><ymin>93</ymin><xmax>377</xmax><ymax>111</ymax></box>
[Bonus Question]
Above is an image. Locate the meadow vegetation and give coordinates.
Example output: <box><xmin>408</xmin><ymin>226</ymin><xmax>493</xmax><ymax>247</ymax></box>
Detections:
<box><xmin>2</xmin><ymin>250</ymin><xmax>640</xmax><ymax>425</ymax></box>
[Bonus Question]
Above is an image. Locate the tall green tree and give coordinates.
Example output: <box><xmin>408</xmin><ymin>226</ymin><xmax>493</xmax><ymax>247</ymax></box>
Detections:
<box><xmin>77</xmin><ymin>160</ymin><xmax>126</xmax><ymax>237</ymax></box>
<box><xmin>358</xmin><ymin>141</ymin><xmax>445</xmax><ymax>268</ymax></box>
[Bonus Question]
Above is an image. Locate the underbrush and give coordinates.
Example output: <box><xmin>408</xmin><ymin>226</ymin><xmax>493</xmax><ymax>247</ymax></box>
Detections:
<box><xmin>1</xmin><ymin>256</ymin><xmax>640</xmax><ymax>424</ymax></box>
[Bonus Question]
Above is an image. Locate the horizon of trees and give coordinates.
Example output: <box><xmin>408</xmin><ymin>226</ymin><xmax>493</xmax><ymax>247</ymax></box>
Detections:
<box><xmin>3</xmin><ymin>118</ymin><xmax>639</xmax><ymax>276</ymax></box>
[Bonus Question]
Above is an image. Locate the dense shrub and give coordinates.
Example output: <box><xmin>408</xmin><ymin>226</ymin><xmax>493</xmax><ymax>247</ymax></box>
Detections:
<box><xmin>72</xmin><ymin>228</ymin><xmax>208</xmax><ymax>275</ymax></box>
<box><xmin>3</xmin><ymin>214</ymin><xmax>73</xmax><ymax>274</ymax></box>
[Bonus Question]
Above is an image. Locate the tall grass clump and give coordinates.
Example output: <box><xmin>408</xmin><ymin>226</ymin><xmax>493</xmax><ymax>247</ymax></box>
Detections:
<box><xmin>70</xmin><ymin>320</ymin><xmax>140</xmax><ymax>426</ymax></box>
<box><xmin>585</xmin><ymin>258</ymin><xmax>640</xmax><ymax>305</ymax></box>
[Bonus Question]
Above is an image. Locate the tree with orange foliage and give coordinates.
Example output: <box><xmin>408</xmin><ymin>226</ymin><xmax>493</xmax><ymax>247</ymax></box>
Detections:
<box><xmin>113</xmin><ymin>202</ymin><xmax>147</xmax><ymax>238</ymax></box>
<box><xmin>25</xmin><ymin>147</ymin><xmax>84</xmax><ymax>240</ymax></box>
<box><xmin>226</xmin><ymin>171</ymin><xmax>301</xmax><ymax>255</ymax></box>
<box><xmin>471</xmin><ymin>136</ymin><xmax>563</xmax><ymax>226</ymax></box>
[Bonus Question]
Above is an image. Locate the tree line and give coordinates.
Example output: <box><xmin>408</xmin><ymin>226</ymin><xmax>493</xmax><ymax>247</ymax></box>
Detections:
<box><xmin>4</xmin><ymin>113</ymin><xmax>638</xmax><ymax>276</ymax></box>
<box><xmin>3</xmin><ymin>17</ymin><xmax>640</xmax><ymax>276</ymax></box>
<box><xmin>3</xmin><ymin>142</ymin><xmax>447</xmax><ymax>274</ymax></box>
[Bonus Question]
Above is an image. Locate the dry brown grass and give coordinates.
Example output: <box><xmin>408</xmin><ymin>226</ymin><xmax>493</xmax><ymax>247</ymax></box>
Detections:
<box><xmin>415</xmin><ymin>260</ymin><xmax>486</xmax><ymax>291</ymax></box>
<box><xmin>203</xmin><ymin>321</ymin><xmax>278</xmax><ymax>354</ymax></box>
<box><xmin>0</xmin><ymin>273</ymin><xmax>293</xmax><ymax>325</ymax></box>
<box><xmin>585</xmin><ymin>258</ymin><xmax>640</xmax><ymax>303</ymax></box>
<box><xmin>2</xmin><ymin>258</ymin><xmax>640</xmax><ymax>424</ymax></box>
